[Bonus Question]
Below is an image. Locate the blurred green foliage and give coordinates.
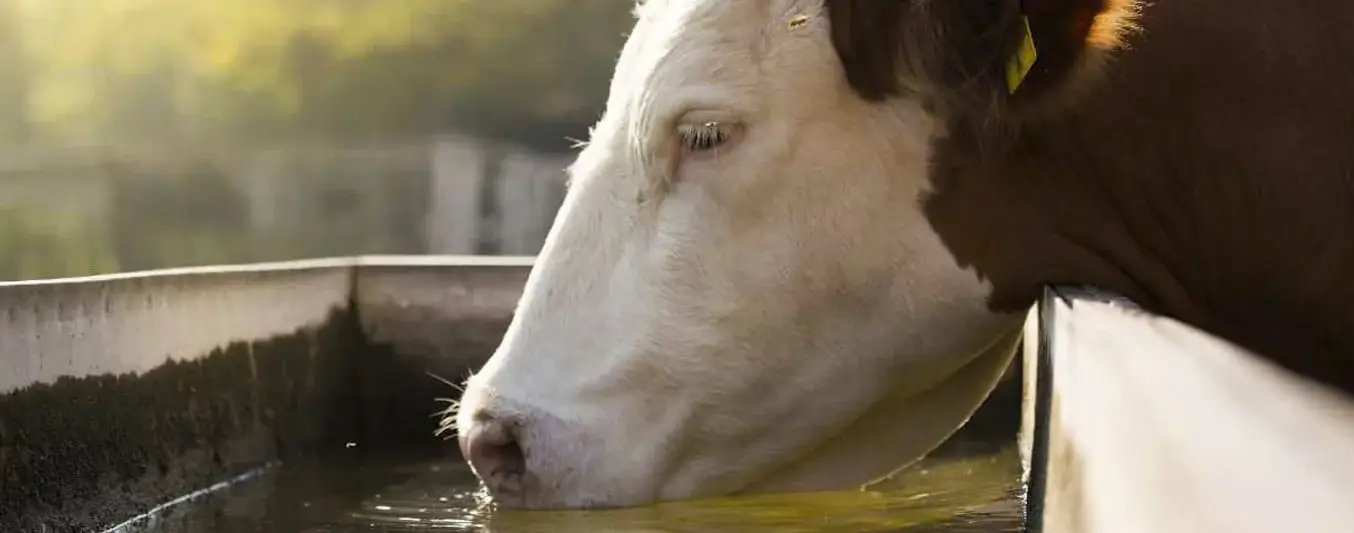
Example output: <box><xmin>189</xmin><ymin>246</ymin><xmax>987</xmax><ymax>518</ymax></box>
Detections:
<box><xmin>0</xmin><ymin>0</ymin><xmax>633</xmax><ymax>280</ymax></box>
<box><xmin>4</xmin><ymin>0</ymin><xmax>632</xmax><ymax>152</ymax></box>
<box><xmin>0</xmin><ymin>2</ymin><xmax>30</xmax><ymax>143</ymax></box>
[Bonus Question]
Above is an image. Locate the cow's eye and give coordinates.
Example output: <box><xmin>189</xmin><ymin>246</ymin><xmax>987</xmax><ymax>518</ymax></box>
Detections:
<box><xmin>677</xmin><ymin>121</ymin><xmax>733</xmax><ymax>153</ymax></box>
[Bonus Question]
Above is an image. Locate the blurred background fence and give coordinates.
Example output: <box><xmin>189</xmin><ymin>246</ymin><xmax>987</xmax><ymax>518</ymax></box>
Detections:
<box><xmin>0</xmin><ymin>0</ymin><xmax>633</xmax><ymax>281</ymax></box>
<box><xmin>0</xmin><ymin>137</ymin><xmax>570</xmax><ymax>280</ymax></box>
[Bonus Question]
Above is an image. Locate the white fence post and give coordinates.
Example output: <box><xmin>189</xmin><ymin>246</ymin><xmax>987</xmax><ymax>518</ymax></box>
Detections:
<box><xmin>495</xmin><ymin>150</ymin><xmax>570</xmax><ymax>255</ymax></box>
<box><xmin>426</xmin><ymin>136</ymin><xmax>486</xmax><ymax>255</ymax></box>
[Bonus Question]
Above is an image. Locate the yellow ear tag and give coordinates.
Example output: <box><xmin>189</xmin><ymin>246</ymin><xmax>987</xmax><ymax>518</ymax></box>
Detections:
<box><xmin>788</xmin><ymin>13</ymin><xmax>810</xmax><ymax>30</ymax></box>
<box><xmin>1005</xmin><ymin>15</ymin><xmax>1038</xmax><ymax>94</ymax></box>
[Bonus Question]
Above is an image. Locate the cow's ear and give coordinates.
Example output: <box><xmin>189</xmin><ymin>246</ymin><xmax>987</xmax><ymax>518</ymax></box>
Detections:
<box><xmin>826</xmin><ymin>0</ymin><xmax>1021</xmax><ymax>106</ymax></box>
<box><xmin>825</xmin><ymin>0</ymin><xmax>907</xmax><ymax>102</ymax></box>
<box><xmin>825</xmin><ymin>0</ymin><xmax>1138</xmax><ymax>116</ymax></box>
<box><xmin>1006</xmin><ymin>0</ymin><xmax>1140</xmax><ymax>102</ymax></box>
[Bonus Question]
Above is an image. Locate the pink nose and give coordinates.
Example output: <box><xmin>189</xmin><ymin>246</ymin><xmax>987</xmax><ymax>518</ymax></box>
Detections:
<box><xmin>460</xmin><ymin>413</ymin><xmax>530</xmax><ymax>498</ymax></box>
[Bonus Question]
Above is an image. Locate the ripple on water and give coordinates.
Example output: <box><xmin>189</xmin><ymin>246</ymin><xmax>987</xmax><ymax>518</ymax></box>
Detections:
<box><xmin>124</xmin><ymin>447</ymin><xmax>1024</xmax><ymax>533</ymax></box>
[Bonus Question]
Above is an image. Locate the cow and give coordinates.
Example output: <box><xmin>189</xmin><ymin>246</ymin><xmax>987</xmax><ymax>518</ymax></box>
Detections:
<box><xmin>452</xmin><ymin>0</ymin><xmax>1354</xmax><ymax>511</ymax></box>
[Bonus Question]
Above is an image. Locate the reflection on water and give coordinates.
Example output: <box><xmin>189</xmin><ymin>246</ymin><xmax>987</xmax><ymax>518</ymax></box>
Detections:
<box><xmin>119</xmin><ymin>447</ymin><xmax>1023</xmax><ymax>533</ymax></box>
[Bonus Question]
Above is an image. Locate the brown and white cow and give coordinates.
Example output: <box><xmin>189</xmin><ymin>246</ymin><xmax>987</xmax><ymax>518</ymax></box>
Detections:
<box><xmin>453</xmin><ymin>0</ymin><xmax>1354</xmax><ymax>511</ymax></box>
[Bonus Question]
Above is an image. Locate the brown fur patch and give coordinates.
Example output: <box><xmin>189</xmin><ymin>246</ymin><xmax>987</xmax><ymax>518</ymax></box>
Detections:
<box><xmin>827</xmin><ymin>0</ymin><xmax>1354</xmax><ymax>395</ymax></box>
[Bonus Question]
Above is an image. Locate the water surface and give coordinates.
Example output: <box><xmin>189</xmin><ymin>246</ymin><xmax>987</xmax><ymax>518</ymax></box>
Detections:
<box><xmin>118</xmin><ymin>447</ymin><xmax>1024</xmax><ymax>533</ymax></box>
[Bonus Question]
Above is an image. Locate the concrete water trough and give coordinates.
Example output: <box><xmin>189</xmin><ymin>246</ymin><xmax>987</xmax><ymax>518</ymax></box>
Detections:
<box><xmin>5</xmin><ymin>256</ymin><xmax>1350</xmax><ymax>532</ymax></box>
<box><xmin>0</xmin><ymin>256</ymin><xmax>533</xmax><ymax>531</ymax></box>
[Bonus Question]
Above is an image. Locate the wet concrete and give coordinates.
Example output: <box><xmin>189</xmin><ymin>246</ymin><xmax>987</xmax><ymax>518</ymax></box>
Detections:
<box><xmin>0</xmin><ymin>257</ymin><xmax>529</xmax><ymax>532</ymax></box>
<box><xmin>0</xmin><ymin>308</ymin><xmax>362</xmax><ymax>531</ymax></box>
<box><xmin>350</xmin><ymin>262</ymin><xmax>525</xmax><ymax>452</ymax></box>
<box><xmin>349</xmin><ymin>317</ymin><xmax>509</xmax><ymax>456</ymax></box>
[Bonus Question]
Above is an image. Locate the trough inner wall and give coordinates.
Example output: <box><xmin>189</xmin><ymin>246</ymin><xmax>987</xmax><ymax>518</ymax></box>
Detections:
<box><xmin>0</xmin><ymin>259</ymin><xmax>529</xmax><ymax>532</ymax></box>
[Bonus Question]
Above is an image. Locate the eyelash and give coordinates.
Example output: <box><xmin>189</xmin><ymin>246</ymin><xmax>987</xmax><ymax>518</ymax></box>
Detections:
<box><xmin>676</xmin><ymin>122</ymin><xmax>733</xmax><ymax>153</ymax></box>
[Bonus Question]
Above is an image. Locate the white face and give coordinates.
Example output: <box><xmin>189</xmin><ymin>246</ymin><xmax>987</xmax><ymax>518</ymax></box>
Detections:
<box><xmin>456</xmin><ymin>0</ymin><xmax>1024</xmax><ymax>509</ymax></box>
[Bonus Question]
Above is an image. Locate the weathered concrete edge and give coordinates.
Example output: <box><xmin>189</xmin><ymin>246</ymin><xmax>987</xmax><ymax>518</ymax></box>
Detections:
<box><xmin>0</xmin><ymin>254</ymin><xmax>535</xmax><ymax>289</ymax></box>
<box><xmin>1024</xmin><ymin>286</ymin><xmax>1354</xmax><ymax>533</ymax></box>
<box><xmin>0</xmin><ymin>255</ymin><xmax>534</xmax><ymax>395</ymax></box>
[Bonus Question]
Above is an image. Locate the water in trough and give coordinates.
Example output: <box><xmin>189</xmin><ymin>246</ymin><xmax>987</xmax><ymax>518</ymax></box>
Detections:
<box><xmin>111</xmin><ymin>445</ymin><xmax>1023</xmax><ymax>533</ymax></box>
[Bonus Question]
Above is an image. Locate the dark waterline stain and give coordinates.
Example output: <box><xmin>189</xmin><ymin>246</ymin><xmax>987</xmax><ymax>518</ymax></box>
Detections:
<box><xmin>0</xmin><ymin>308</ymin><xmax>367</xmax><ymax>532</ymax></box>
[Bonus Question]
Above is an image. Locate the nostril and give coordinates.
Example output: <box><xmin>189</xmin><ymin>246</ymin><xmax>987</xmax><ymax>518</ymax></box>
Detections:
<box><xmin>461</xmin><ymin>414</ymin><xmax>529</xmax><ymax>495</ymax></box>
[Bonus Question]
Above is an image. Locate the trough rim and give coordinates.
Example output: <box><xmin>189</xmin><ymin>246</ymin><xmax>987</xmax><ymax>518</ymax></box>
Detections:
<box><xmin>0</xmin><ymin>254</ymin><xmax>538</xmax><ymax>288</ymax></box>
